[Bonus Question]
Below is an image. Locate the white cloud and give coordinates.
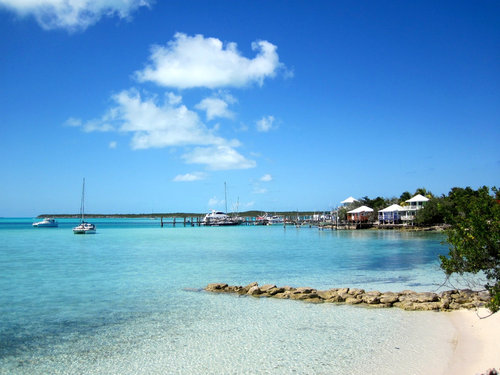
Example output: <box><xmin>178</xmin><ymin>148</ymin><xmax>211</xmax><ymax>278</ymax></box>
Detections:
<box><xmin>76</xmin><ymin>88</ymin><xmax>256</xmax><ymax>170</ymax></box>
<box><xmin>182</xmin><ymin>145</ymin><xmax>256</xmax><ymax>171</ymax></box>
<box><xmin>260</xmin><ymin>174</ymin><xmax>272</xmax><ymax>182</ymax></box>
<box><xmin>256</xmin><ymin>115</ymin><xmax>275</xmax><ymax>132</ymax></box>
<box><xmin>0</xmin><ymin>0</ymin><xmax>152</xmax><ymax>31</ymax></box>
<box><xmin>109</xmin><ymin>141</ymin><xmax>117</xmax><ymax>149</ymax></box>
<box><xmin>166</xmin><ymin>92</ymin><xmax>182</xmax><ymax>106</ymax></box>
<box><xmin>64</xmin><ymin>117</ymin><xmax>82</xmax><ymax>127</ymax></box>
<box><xmin>195</xmin><ymin>94</ymin><xmax>235</xmax><ymax>121</ymax></box>
<box><xmin>252</xmin><ymin>187</ymin><xmax>267</xmax><ymax>194</ymax></box>
<box><xmin>82</xmin><ymin>119</ymin><xmax>114</xmax><ymax>132</ymax></box>
<box><xmin>135</xmin><ymin>33</ymin><xmax>284</xmax><ymax>89</ymax></box>
<box><xmin>173</xmin><ymin>172</ymin><xmax>206</xmax><ymax>182</ymax></box>
<box><xmin>106</xmin><ymin>89</ymin><xmax>224</xmax><ymax>149</ymax></box>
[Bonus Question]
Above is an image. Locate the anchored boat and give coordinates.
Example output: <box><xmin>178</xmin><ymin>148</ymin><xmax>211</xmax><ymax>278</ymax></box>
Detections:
<box><xmin>73</xmin><ymin>178</ymin><xmax>96</xmax><ymax>234</ymax></box>
<box><xmin>33</xmin><ymin>218</ymin><xmax>58</xmax><ymax>227</ymax></box>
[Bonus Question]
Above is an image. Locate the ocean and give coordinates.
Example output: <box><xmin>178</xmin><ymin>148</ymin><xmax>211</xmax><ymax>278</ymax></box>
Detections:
<box><xmin>0</xmin><ymin>218</ymin><xmax>456</xmax><ymax>374</ymax></box>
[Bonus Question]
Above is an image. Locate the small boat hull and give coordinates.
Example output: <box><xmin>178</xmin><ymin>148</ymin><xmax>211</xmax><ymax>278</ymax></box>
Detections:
<box><xmin>73</xmin><ymin>223</ymin><xmax>96</xmax><ymax>234</ymax></box>
<box><xmin>33</xmin><ymin>218</ymin><xmax>58</xmax><ymax>227</ymax></box>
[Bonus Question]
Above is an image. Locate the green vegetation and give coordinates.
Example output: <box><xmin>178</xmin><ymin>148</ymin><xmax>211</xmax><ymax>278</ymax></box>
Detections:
<box><xmin>438</xmin><ymin>186</ymin><xmax>500</xmax><ymax>313</ymax></box>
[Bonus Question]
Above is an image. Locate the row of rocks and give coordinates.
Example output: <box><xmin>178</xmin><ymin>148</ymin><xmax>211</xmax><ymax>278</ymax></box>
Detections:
<box><xmin>205</xmin><ymin>282</ymin><xmax>490</xmax><ymax>311</ymax></box>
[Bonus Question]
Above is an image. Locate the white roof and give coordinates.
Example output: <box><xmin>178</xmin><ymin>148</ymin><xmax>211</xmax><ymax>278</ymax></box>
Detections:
<box><xmin>347</xmin><ymin>205</ymin><xmax>374</xmax><ymax>213</ymax></box>
<box><xmin>341</xmin><ymin>196</ymin><xmax>358</xmax><ymax>204</ymax></box>
<box><xmin>379</xmin><ymin>204</ymin><xmax>404</xmax><ymax>212</ymax></box>
<box><xmin>406</xmin><ymin>194</ymin><xmax>430</xmax><ymax>203</ymax></box>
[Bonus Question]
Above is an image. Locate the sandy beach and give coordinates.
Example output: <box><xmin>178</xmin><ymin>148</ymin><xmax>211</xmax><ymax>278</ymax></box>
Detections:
<box><xmin>447</xmin><ymin>308</ymin><xmax>500</xmax><ymax>375</ymax></box>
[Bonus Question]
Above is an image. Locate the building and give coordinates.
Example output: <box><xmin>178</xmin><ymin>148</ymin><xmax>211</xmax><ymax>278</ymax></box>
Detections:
<box><xmin>378</xmin><ymin>204</ymin><xmax>404</xmax><ymax>224</ymax></box>
<box><xmin>400</xmin><ymin>194</ymin><xmax>430</xmax><ymax>224</ymax></box>
<box><xmin>347</xmin><ymin>205</ymin><xmax>374</xmax><ymax>223</ymax></box>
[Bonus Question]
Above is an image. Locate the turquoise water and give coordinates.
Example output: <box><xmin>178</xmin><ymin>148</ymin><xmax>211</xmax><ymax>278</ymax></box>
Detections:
<box><xmin>0</xmin><ymin>218</ymin><xmax>455</xmax><ymax>374</ymax></box>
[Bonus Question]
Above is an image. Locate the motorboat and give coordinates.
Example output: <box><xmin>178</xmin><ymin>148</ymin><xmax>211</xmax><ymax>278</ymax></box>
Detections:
<box><xmin>202</xmin><ymin>210</ymin><xmax>242</xmax><ymax>226</ymax></box>
<box><xmin>73</xmin><ymin>222</ymin><xmax>96</xmax><ymax>234</ymax></box>
<box><xmin>33</xmin><ymin>218</ymin><xmax>58</xmax><ymax>227</ymax></box>
<box><xmin>202</xmin><ymin>182</ymin><xmax>243</xmax><ymax>226</ymax></box>
<box><xmin>73</xmin><ymin>178</ymin><xmax>97</xmax><ymax>234</ymax></box>
<box><xmin>255</xmin><ymin>213</ymin><xmax>284</xmax><ymax>225</ymax></box>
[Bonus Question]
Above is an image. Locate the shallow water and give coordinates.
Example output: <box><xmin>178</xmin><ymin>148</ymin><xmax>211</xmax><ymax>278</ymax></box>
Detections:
<box><xmin>0</xmin><ymin>219</ymin><xmax>455</xmax><ymax>374</ymax></box>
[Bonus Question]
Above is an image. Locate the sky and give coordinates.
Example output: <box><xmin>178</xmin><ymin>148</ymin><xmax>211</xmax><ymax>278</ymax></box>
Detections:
<box><xmin>0</xmin><ymin>1</ymin><xmax>499</xmax><ymax>217</ymax></box>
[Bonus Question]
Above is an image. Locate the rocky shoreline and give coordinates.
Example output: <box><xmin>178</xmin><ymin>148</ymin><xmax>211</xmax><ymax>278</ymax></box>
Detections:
<box><xmin>205</xmin><ymin>282</ymin><xmax>490</xmax><ymax>311</ymax></box>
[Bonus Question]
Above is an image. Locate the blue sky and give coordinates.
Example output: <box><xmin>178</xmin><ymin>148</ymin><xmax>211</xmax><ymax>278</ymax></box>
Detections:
<box><xmin>1</xmin><ymin>1</ymin><xmax>499</xmax><ymax>217</ymax></box>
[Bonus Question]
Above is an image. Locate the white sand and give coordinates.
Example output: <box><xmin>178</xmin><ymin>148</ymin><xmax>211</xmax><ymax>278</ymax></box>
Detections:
<box><xmin>447</xmin><ymin>308</ymin><xmax>500</xmax><ymax>375</ymax></box>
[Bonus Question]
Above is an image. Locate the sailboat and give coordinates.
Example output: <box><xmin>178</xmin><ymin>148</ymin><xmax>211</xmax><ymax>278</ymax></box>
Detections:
<box><xmin>73</xmin><ymin>178</ymin><xmax>96</xmax><ymax>234</ymax></box>
<box><xmin>201</xmin><ymin>182</ymin><xmax>242</xmax><ymax>226</ymax></box>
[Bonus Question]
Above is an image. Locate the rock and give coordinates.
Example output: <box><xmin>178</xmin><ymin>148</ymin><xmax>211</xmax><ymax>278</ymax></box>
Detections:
<box><xmin>205</xmin><ymin>283</ymin><xmax>228</xmax><ymax>292</ymax></box>
<box><xmin>294</xmin><ymin>287</ymin><xmax>316</xmax><ymax>294</ymax></box>
<box><xmin>477</xmin><ymin>291</ymin><xmax>490</xmax><ymax>302</ymax></box>
<box><xmin>339</xmin><ymin>292</ymin><xmax>350</xmax><ymax>301</ymax></box>
<box><xmin>380</xmin><ymin>293</ymin><xmax>400</xmax><ymax>304</ymax></box>
<box><xmin>348</xmin><ymin>288</ymin><xmax>365</xmax><ymax>296</ymax></box>
<box><xmin>244</xmin><ymin>281</ymin><xmax>258</xmax><ymax>289</ymax></box>
<box><xmin>362</xmin><ymin>294</ymin><xmax>380</xmax><ymax>304</ymax></box>
<box><xmin>267</xmin><ymin>287</ymin><xmax>285</xmax><ymax>296</ymax></box>
<box><xmin>260</xmin><ymin>284</ymin><xmax>276</xmax><ymax>292</ymax></box>
<box><xmin>400</xmin><ymin>290</ymin><xmax>416</xmax><ymax>295</ymax></box>
<box><xmin>345</xmin><ymin>297</ymin><xmax>362</xmax><ymax>304</ymax></box>
<box><xmin>290</xmin><ymin>292</ymin><xmax>319</xmax><ymax>300</ymax></box>
<box><xmin>247</xmin><ymin>285</ymin><xmax>262</xmax><ymax>296</ymax></box>
<box><xmin>273</xmin><ymin>292</ymin><xmax>289</xmax><ymax>299</ymax></box>
<box><xmin>414</xmin><ymin>292</ymin><xmax>438</xmax><ymax>303</ymax></box>
<box><xmin>415</xmin><ymin>302</ymin><xmax>441</xmax><ymax>311</ymax></box>
<box><xmin>204</xmin><ymin>283</ymin><xmax>486</xmax><ymax>312</ymax></box>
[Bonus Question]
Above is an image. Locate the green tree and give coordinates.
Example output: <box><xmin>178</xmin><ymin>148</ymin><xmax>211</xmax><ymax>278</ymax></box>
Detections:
<box><xmin>414</xmin><ymin>187</ymin><xmax>434</xmax><ymax>199</ymax></box>
<box><xmin>400</xmin><ymin>191</ymin><xmax>411</xmax><ymax>203</ymax></box>
<box><xmin>439</xmin><ymin>186</ymin><xmax>500</xmax><ymax>313</ymax></box>
<box><xmin>414</xmin><ymin>196</ymin><xmax>445</xmax><ymax>225</ymax></box>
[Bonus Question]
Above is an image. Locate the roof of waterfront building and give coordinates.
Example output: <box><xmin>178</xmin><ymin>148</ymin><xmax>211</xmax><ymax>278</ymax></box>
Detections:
<box><xmin>379</xmin><ymin>204</ymin><xmax>405</xmax><ymax>212</ymax></box>
<box><xmin>406</xmin><ymin>194</ymin><xmax>430</xmax><ymax>203</ymax></box>
<box><xmin>341</xmin><ymin>196</ymin><xmax>358</xmax><ymax>204</ymax></box>
<box><xmin>347</xmin><ymin>205</ymin><xmax>374</xmax><ymax>213</ymax></box>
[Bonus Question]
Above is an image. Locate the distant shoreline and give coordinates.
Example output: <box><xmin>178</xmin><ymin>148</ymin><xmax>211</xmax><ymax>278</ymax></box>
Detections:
<box><xmin>35</xmin><ymin>211</ymin><xmax>321</xmax><ymax>219</ymax></box>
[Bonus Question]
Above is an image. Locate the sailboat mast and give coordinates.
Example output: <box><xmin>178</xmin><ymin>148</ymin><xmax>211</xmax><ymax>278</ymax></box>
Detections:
<box><xmin>81</xmin><ymin>178</ymin><xmax>85</xmax><ymax>223</ymax></box>
<box><xmin>224</xmin><ymin>181</ymin><xmax>228</xmax><ymax>213</ymax></box>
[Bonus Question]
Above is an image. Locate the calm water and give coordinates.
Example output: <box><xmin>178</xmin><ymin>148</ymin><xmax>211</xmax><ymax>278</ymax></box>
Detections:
<box><xmin>0</xmin><ymin>218</ymin><xmax>456</xmax><ymax>374</ymax></box>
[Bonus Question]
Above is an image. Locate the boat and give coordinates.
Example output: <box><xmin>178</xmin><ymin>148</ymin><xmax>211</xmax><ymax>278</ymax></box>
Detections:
<box><xmin>73</xmin><ymin>178</ymin><xmax>96</xmax><ymax>234</ymax></box>
<box><xmin>255</xmin><ymin>213</ymin><xmax>284</xmax><ymax>225</ymax></box>
<box><xmin>73</xmin><ymin>222</ymin><xmax>96</xmax><ymax>234</ymax></box>
<box><xmin>202</xmin><ymin>210</ymin><xmax>242</xmax><ymax>226</ymax></box>
<box><xmin>33</xmin><ymin>218</ymin><xmax>58</xmax><ymax>227</ymax></box>
<box><xmin>201</xmin><ymin>183</ymin><xmax>242</xmax><ymax>226</ymax></box>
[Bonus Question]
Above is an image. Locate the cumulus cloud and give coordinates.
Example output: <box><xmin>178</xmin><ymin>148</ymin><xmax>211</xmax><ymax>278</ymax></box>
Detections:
<box><xmin>260</xmin><ymin>174</ymin><xmax>272</xmax><ymax>182</ymax></box>
<box><xmin>0</xmin><ymin>0</ymin><xmax>152</xmax><ymax>31</ymax></box>
<box><xmin>73</xmin><ymin>88</ymin><xmax>256</xmax><ymax>170</ymax></box>
<box><xmin>135</xmin><ymin>33</ymin><xmax>284</xmax><ymax>89</ymax></box>
<box><xmin>173</xmin><ymin>172</ymin><xmax>206</xmax><ymax>182</ymax></box>
<box><xmin>195</xmin><ymin>94</ymin><xmax>236</xmax><ymax>121</ymax></box>
<box><xmin>109</xmin><ymin>141</ymin><xmax>117</xmax><ymax>149</ymax></box>
<box><xmin>182</xmin><ymin>145</ymin><xmax>256</xmax><ymax>171</ymax></box>
<box><xmin>256</xmin><ymin>115</ymin><xmax>275</xmax><ymax>132</ymax></box>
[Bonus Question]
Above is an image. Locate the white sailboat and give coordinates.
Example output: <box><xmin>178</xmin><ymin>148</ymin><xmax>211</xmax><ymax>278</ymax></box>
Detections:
<box><xmin>202</xmin><ymin>182</ymin><xmax>242</xmax><ymax>226</ymax></box>
<box><xmin>73</xmin><ymin>178</ymin><xmax>96</xmax><ymax>234</ymax></box>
